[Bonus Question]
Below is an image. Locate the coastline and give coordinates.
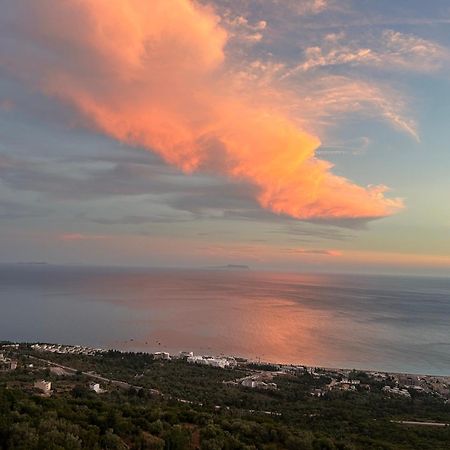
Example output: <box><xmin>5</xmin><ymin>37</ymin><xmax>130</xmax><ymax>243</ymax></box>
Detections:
<box><xmin>4</xmin><ymin>340</ymin><xmax>449</xmax><ymax>380</ymax></box>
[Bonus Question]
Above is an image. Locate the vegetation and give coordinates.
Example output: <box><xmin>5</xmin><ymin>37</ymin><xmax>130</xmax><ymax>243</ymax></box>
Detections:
<box><xmin>0</xmin><ymin>346</ymin><xmax>449</xmax><ymax>449</ymax></box>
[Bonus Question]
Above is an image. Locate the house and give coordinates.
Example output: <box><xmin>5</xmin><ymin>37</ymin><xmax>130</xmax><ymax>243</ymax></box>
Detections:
<box><xmin>224</xmin><ymin>356</ymin><xmax>237</xmax><ymax>368</ymax></box>
<box><xmin>90</xmin><ymin>383</ymin><xmax>100</xmax><ymax>393</ymax></box>
<box><xmin>187</xmin><ymin>355</ymin><xmax>204</xmax><ymax>364</ymax></box>
<box><xmin>222</xmin><ymin>380</ymin><xmax>238</xmax><ymax>386</ymax></box>
<box><xmin>397</xmin><ymin>375</ymin><xmax>420</xmax><ymax>387</ymax></box>
<box><xmin>0</xmin><ymin>356</ymin><xmax>18</xmax><ymax>371</ymax></box>
<box><xmin>34</xmin><ymin>380</ymin><xmax>52</xmax><ymax>394</ymax></box>
<box><xmin>241</xmin><ymin>378</ymin><xmax>277</xmax><ymax>390</ymax></box>
<box><xmin>89</xmin><ymin>382</ymin><xmax>105</xmax><ymax>394</ymax></box>
<box><xmin>242</xmin><ymin>378</ymin><xmax>257</xmax><ymax>388</ymax></box>
<box><xmin>311</xmin><ymin>389</ymin><xmax>325</xmax><ymax>397</ymax></box>
<box><xmin>153</xmin><ymin>352</ymin><xmax>170</xmax><ymax>360</ymax></box>
<box><xmin>205</xmin><ymin>358</ymin><xmax>229</xmax><ymax>368</ymax></box>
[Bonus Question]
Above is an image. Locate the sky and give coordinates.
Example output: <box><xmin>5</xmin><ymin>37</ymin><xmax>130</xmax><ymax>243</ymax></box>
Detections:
<box><xmin>0</xmin><ymin>0</ymin><xmax>449</xmax><ymax>276</ymax></box>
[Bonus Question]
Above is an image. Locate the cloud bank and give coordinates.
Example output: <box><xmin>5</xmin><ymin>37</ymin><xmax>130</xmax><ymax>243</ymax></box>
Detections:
<box><xmin>0</xmin><ymin>0</ymin><xmax>403</xmax><ymax>220</ymax></box>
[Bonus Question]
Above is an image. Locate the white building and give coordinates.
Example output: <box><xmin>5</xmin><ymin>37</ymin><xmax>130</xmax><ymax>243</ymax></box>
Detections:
<box><xmin>206</xmin><ymin>358</ymin><xmax>229</xmax><ymax>368</ymax></box>
<box><xmin>0</xmin><ymin>356</ymin><xmax>18</xmax><ymax>371</ymax></box>
<box><xmin>89</xmin><ymin>383</ymin><xmax>104</xmax><ymax>394</ymax></box>
<box><xmin>179</xmin><ymin>351</ymin><xmax>194</xmax><ymax>359</ymax></box>
<box><xmin>34</xmin><ymin>380</ymin><xmax>52</xmax><ymax>394</ymax></box>
<box><xmin>187</xmin><ymin>355</ymin><xmax>204</xmax><ymax>364</ymax></box>
<box><xmin>154</xmin><ymin>352</ymin><xmax>170</xmax><ymax>360</ymax></box>
<box><xmin>224</xmin><ymin>356</ymin><xmax>237</xmax><ymax>368</ymax></box>
<box><xmin>242</xmin><ymin>378</ymin><xmax>257</xmax><ymax>388</ymax></box>
<box><xmin>241</xmin><ymin>378</ymin><xmax>277</xmax><ymax>390</ymax></box>
<box><xmin>186</xmin><ymin>355</ymin><xmax>230</xmax><ymax>368</ymax></box>
<box><xmin>311</xmin><ymin>389</ymin><xmax>325</xmax><ymax>397</ymax></box>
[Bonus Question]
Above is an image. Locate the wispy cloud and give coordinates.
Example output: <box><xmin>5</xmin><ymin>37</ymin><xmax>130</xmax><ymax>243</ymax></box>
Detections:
<box><xmin>286</xmin><ymin>30</ymin><xmax>448</xmax><ymax>75</ymax></box>
<box><xmin>221</xmin><ymin>13</ymin><xmax>267</xmax><ymax>43</ymax></box>
<box><xmin>196</xmin><ymin>242</ymin><xmax>342</xmax><ymax>260</ymax></box>
<box><xmin>284</xmin><ymin>75</ymin><xmax>419</xmax><ymax>140</ymax></box>
<box><xmin>286</xmin><ymin>248</ymin><xmax>342</xmax><ymax>256</ymax></box>
<box><xmin>271</xmin><ymin>0</ymin><xmax>329</xmax><ymax>16</ymax></box>
<box><xmin>58</xmin><ymin>233</ymin><xmax>110</xmax><ymax>241</ymax></box>
<box><xmin>279</xmin><ymin>223</ymin><xmax>353</xmax><ymax>241</ymax></box>
<box><xmin>0</xmin><ymin>199</ymin><xmax>48</xmax><ymax>220</ymax></box>
<box><xmin>231</xmin><ymin>58</ymin><xmax>420</xmax><ymax>140</ymax></box>
<box><xmin>317</xmin><ymin>137</ymin><xmax>371</xmax><ymax>156</ymax></box>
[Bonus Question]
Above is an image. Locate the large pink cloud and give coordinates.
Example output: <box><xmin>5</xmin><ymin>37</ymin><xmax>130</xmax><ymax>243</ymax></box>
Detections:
<box><xmin>0</xmin><ymin>0</ymin><xmax>403</xmax><ymax>220</ymax></box>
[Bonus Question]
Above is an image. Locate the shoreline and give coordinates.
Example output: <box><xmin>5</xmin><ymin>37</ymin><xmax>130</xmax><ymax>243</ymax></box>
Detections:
<box><xmin>4</xmin><ymin>340</ymin><xmax>449</xmax><ymax>379</ymax></box>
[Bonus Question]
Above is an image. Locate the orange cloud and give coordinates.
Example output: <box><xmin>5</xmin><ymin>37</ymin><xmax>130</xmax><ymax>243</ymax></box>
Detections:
<box><xmin>1</xmin><ymin>0</ymin><xmax>403</xmax><ymax>220</ymax></box>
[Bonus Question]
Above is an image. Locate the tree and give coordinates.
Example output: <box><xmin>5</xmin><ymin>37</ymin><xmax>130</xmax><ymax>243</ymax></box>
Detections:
<box><xmin>163</xmin><ymin>425</ymin><xmax>192</xmax><ymax>450</ymax></box>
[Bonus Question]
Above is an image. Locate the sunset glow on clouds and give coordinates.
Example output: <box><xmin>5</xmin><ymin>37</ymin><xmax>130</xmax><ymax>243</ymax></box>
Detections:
<box><xmin>1</xmin><ymin>0</ymin><xmax>403</xmax><ymax>220</ymax></box>
<box><xmin>1</xmin><ymin>0</ymin><xmax>450</xmax><ymax>273</ymax></box>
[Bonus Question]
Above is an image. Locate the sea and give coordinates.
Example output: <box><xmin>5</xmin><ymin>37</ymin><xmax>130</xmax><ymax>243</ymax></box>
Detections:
<box><xmin>1</xmin><ymin>264</ymin><xmax>449</xmax><ymax>375</ymax></box>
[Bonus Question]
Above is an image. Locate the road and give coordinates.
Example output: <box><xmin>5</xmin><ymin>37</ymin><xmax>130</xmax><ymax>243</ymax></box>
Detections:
<box><xmin>391</xmin><ymin>420</ymin><xmax>449</xmax><ymax>427</ymax></box>
<box><xmin>26</xmin><ymin>354</ymin><xmax>160</xmax><ymax>395</ymax></box>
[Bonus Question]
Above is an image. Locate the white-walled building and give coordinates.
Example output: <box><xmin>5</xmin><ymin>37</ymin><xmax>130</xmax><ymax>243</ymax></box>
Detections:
<box><xmin>0</xmin><ymin>355</ymin><xmax>18</xmax><ymax>371</ymax></box>
<box><xmin>241</xmin><ymin>377</ymin><xmax>277</xmax><ymax>390</ymax></box>
<box><xmin>89</xmin><ymin>382</ymin><xmax>105</xmax><ymax>393</ymax></box>
<box><xmin>187</xmin><ymin>355</ymin><xmax>204</xmax><ymax>364</ymax></box>
<box><xmin>34</xmin><ymin>380</ymin><xmax>52</xmax><ymax>394</ymax></box>
<box><xmin>154</xmin><ymin>352</ymin><xmax>170</xmax><ymax>360</ymax></box>
<box><xmin>242</xmin><ymin>378</ymin><xmax>257</xmax><ymax>388</ymax></box>
<box><xmin>186</xmin><ymin>355</ymin><xmax>230</xmax><ymax>368</ymax></box>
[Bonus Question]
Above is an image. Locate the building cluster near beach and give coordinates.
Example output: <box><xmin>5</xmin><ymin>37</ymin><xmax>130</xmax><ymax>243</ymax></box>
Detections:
<box><xmin>305</xmin><ymin>367</ymin><xmax>450</xmax><ymax>401</ymax></box>
<box><xmin>152</xmin><ymin>351</ymin><xmax>237</xmax><ymax>368</ymax></box>
<box><xmin>30</xmin><ymin>343</ymin><xmax>106</xmax><ymax>356</ymax></box>
<box><xmin>2</xmin><ymin>342</ymin><xmax>449</xmax><ymax>402</ymax></box>
<box><xmin>147</xmin><ymin>350</ymin><xmax>450</xmax><ymax>400</ymax></box>
<box><xmin>186</xmin><ymin>354</ymin><xmax>238</xmax><ymax>369</ymax></box>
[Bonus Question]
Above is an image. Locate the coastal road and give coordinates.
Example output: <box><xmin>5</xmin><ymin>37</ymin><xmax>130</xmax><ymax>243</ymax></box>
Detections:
<box><xmin>25</xmin><ymin>354</ymin><xmax>160</xmax><ymax>395</ymax></box>
<box><xmin>391</xmin><ymin>420</ymin><xmax>449</xmax><ymax>427</ymax></box>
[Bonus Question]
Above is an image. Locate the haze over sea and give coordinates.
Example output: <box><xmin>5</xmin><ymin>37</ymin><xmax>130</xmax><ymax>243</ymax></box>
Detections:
<box><xmin>1</xmin><ymin>265</ymin><xmax>449</xmax><ymax>376</ymax></box>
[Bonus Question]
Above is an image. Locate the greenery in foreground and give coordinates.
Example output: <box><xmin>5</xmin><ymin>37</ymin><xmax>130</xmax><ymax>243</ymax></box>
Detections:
<box><xmin>0</xmin><ymin>347</ymin><xmax>449</xmax><ymax>449</ymax></box>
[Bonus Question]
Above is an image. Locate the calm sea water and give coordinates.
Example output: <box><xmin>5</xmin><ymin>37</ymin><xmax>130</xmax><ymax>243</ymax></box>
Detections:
<box><xmin>0</xmin><ymin>265</ymin><xmax>449</xmax><ymax>375</ymax></box>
